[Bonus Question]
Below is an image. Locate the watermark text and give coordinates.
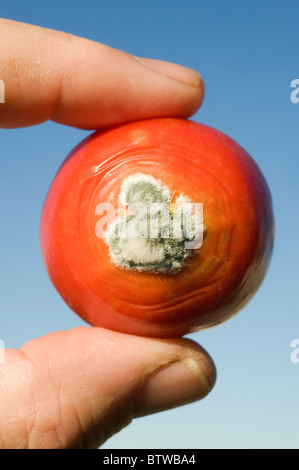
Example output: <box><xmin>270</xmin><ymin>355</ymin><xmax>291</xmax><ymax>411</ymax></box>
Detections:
<box><xmin>290</xmin><ymin>339</ymin><xmax>299</xmax><ymax>364</ymax></box>
<box><xmin>95</xmin><ymin>200</ymin><xmax>204</xmax><ymax>250</ymax></box>
<box><xmin>290</xmin><ymin>79</ymin><xmax>299</xmax><ymax>103</ymax></box>
<box><xmin>0</xmin><ymin>79</ymin><xmax>5</xmax><ymax>103</ymax></box>
<box><xmin>0</xmin><ymin>339</ymin><xmax>5</xmax><ymax>364</ymax></box>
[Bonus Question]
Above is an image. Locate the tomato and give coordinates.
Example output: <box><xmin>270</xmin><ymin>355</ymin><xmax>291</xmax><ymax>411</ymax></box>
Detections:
<box><xmin>40</xmin><ymin>118</ymin><xmax>274</xmax><ymax>337</ymax></box>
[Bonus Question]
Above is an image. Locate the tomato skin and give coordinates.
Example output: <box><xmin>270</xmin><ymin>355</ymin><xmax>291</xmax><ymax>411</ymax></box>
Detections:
<box><xmin>40</xmin><ymin>118</ymin><xmax>274</xmax><ymax>337</ymax></box>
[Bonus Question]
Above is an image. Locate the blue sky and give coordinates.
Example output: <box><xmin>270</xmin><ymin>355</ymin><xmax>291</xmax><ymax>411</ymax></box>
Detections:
<box><xmin>0</xmin><ymin>0</ymin><xmax>298</xmax><ymax>449</ymax></box>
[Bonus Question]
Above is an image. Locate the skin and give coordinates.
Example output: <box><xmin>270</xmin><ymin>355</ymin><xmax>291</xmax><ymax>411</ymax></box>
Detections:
<box><xmin>0</xmin><ymin>18</ymin><xmax>216</xmax><ymax>449</ymax></box>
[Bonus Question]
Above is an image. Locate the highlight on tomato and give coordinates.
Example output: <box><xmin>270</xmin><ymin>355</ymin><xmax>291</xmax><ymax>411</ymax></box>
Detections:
<box><xmin>40</xmin><ymin>118</ymin><xmax>274</xmax><ymax>337</ymax></box>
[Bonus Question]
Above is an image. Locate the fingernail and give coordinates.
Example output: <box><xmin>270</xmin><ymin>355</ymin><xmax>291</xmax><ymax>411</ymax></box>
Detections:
<box><xmin>134</xmin><ymin>356</ymin><xmax>216</xmax><ymax>418</ymax></box>
<box><xmin>133</xmin><ymin>57</ymin><xmax>202</xmax><ymax>88</ymax></box>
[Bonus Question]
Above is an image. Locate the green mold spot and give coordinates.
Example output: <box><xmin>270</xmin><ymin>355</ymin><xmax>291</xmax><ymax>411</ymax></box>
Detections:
<box><xmin>105</xmin><ymin>173</ymin><xmax>203</xmax><ymax>274</ymax></box>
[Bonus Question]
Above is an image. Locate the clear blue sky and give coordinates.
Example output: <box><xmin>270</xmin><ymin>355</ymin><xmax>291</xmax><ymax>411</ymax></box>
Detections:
<box><xmin>1</xmin><ymin>0</ymin><xmax>298</xmax><ymax>449</ymax></box>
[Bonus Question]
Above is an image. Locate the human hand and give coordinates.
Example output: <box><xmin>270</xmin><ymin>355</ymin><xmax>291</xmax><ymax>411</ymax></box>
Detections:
<box><xmin>0</xmin><ymin>18</ymin><xmax>216</xmax><ymax>449</ymax></box>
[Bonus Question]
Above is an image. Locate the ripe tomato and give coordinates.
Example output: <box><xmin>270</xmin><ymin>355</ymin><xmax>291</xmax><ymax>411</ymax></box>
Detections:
<box><xmin>40</xmin><ymin>118</ymin><xmax>274</xmax><ymax>337</ymax></box>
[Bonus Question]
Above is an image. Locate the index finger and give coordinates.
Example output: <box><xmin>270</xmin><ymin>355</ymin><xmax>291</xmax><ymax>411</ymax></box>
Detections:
<box><xmin>0</xmin><ymin>19</ymin><xmax>204</xmax><ymax>129</ymax></box>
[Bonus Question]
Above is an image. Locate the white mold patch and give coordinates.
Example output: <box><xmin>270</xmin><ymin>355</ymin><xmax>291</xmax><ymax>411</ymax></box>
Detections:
<box><xmin>105</xmin><ymin>173</ymin><xmax>203</xmax><ymax>274</ymax></box>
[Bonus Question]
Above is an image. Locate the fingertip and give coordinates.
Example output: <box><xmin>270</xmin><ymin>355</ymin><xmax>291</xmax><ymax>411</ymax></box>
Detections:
<box><xmin>182</xmin><ymin>76</ymin><xmax>205</xmax><ymax>117</ymax></box>
<box><xmin>133</xmin><ymin>339</ymin><xmax>216</xmax><ymax>418</ymax></box>
<box><xmin>133</xmin><ymin>57</ymin><xmax>205</xmax><ymax>119</ymax></box>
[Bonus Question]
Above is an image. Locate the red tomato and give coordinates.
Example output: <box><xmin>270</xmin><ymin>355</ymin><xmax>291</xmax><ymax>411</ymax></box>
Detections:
<box><xmin>40</xmin><ymin>118</ymin><xmax>274</xmax><ymax>337</ymax></box>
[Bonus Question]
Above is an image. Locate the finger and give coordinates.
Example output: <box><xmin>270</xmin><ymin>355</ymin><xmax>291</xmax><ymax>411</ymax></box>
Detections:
<box><xmin>0</xmin><ymin>19</ymin><xmax>204</xmax><ymax>129</ymax></box>
<box><xmin>0</xmin><ymin>327</ymin><xmax>216</xmax><ymax>449</ymax></box>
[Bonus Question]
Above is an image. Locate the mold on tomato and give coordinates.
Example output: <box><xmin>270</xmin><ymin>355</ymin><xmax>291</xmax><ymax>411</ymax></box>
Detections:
<box><xmin>40</xmin><ymin>118</ymin><xmax>274</xmax><ymax>338</ymax></box>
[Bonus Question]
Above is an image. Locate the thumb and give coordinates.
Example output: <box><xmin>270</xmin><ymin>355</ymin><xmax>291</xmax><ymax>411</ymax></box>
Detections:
<box><xmin>1</xmin><ymin>326</ymin><xmax>216</xmax><ymax>449</ymax></box>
